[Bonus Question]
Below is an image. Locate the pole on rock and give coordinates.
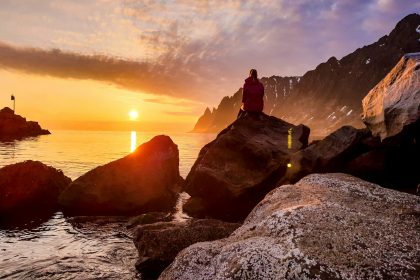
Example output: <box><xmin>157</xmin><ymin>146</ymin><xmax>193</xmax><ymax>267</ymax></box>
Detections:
<box><xmin>11</xmin><ymin>94</ymin><xmax>15</xmax><ymax>113</ymax></box>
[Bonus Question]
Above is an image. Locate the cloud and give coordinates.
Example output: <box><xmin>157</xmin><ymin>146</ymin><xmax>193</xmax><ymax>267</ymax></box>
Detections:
<box><xmin>164</xmin><ymin>110</ymin><xmax>195</xmax><ymax>116</ymax></box>
<box><xmin>142</xmin><ymin>97</ymin><xmax>202</xmax><ymax>106</ymax></box>
<box><xmin>0</xmin><ymin>41</ymin><xmax>201</xmax><ymax>99</ymax></box>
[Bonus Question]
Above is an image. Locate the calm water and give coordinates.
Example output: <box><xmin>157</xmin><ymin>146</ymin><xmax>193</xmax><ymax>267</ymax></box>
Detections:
<box><xmin>0</xmin><ymin>130</ymin><xmax>215</xmax><ymax>279</ymax></box>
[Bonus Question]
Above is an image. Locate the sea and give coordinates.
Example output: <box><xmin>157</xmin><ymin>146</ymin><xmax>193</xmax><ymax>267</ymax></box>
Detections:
<box><xmin>0</xmin><ymin>130</ymin><xmax>216</xmax><ymax>279</ymax></box>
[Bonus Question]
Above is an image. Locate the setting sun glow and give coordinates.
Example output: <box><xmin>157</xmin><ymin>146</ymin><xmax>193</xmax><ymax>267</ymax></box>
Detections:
<box><xmin>129</xmin><ymin>110</ymin><xmax>139</xmax><ymax>120</ymax></box>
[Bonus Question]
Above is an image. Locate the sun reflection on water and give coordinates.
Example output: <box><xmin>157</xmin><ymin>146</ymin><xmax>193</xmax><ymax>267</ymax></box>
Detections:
<box><xmin>130</xmin><ymin>131</ymin><xmax>137</xmax><ymax>152</ymax></box>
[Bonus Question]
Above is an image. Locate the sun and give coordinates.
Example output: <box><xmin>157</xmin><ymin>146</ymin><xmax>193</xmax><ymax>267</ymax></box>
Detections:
<box><xmin>129</xmin><ymin>110</ymin><xmax>139</xmax><ymax>120</ymax></box>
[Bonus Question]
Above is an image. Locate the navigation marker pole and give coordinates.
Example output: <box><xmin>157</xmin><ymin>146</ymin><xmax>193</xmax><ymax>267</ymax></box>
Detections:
<box><xmin>11</xmin><ymin>94</ymin><xmax>15</xmax><ymax>113</ymax></box>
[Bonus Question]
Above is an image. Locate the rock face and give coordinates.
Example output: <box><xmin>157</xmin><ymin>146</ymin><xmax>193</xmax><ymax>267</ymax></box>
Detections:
<box><xmin>0</xmin><ymin>161</ymin><xmax>71</xmax><ymax>216</ymax></box>
<box><xmin>0</xmin><ymin>107</ymin><xmax>50</xmax><ymax>140</ymax></box>
<box><xmin>288</xmin><ymin>125</ymin><xmax>419</xmax><ymax>194</ymax></box>
<box><xmin>191</xmin><ymin>76</ymin><xmax>300</xmax><ymax>133</ymax></box>
<box><xmin>362</xmin><ymin>52</ymin><xmax>420</xmax><ymax>140</ymax></box>
<box><xmin>160</xmin><ymin>174</ymin><xmax>420</xmax><ymax>280</ymax></box>
<box><xmin>134</xmin><ymin>219</ymin><xmax>240</xmax><ymax>278</ymax></box>
<box><xmin>287</xmin><ymin>126</ymin><xmax>375</xmax><ymax>181</ymax></box>
<box><xmin>192</xmin><ymin>14</ymin><xmax>420</xmax><ymax>137</ymax></box>
<box><xmin>59</xmin><ymin>135</ymin><xmax>181</xmax><ymax>215</ymax></box>
<box><xmin>184</xmin><ymin>113</ymin><xmax>310</xmax><ymax>221</ymax></box>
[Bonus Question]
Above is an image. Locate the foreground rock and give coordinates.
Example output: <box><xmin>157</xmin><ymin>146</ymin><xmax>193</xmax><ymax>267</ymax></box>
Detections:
<box><xmin>0</xmin><ymin>107</ymin><xmax>50</xmax><ymax>140</ymax></box>
<box><xmin>161</xmin><ymin>174</ymin><xmax>420</xmax><ymax>280</ymax></box>
<box><xmin>134</xmin><ymin>219</ymin><xmax>240</xmax><ymax>278</ymax></box>
<box><xmin>0</xmin><ymin>161</ymin><xmax>71</xmax><ymax>217</ymax></box>
<box><xmin>362</xmin><ymin>52</ymin><xmax>420</xmax><ymax>140</ymax></box>
<box><xmin>184</xmin><ymin>113</ymin><xmax>309</xmax><ymax>221</ymax></box>
<box><xmin>59</xmin><ymin>135</ymin><xmax>182</xmax><ymax>215</ymax></box>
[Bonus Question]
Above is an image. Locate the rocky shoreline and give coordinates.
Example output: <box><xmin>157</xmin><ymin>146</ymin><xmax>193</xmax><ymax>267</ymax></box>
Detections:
<box><xmin>0</xmin><ymin>107</ymin><xmax>50</xmax><ymax>141</ymax></box>
<box><xmin>0</xmin><ymin>53</ymin><xmax>419</xmax><ymax>279</ymax></box>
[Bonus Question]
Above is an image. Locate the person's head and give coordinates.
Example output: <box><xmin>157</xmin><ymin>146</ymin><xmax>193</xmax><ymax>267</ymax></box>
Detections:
<box><xmin>249</xmin><ymin>69</ymin><xmax>258</xmax><ymax>81</ymax></box>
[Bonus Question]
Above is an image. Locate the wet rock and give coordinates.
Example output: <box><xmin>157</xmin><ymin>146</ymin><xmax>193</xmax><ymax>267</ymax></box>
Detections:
<box><xmin>184</xmin><ymin>113</ymin><xmax>309</xmax><ymax>221</ymax></box>
<box><xmin>0</xmin><ymin>161</ymin><xmax>71</xmax><ymax>217</ymax></box>
<box><xmin>0</xmin><ymin>107</ymin><xmax>50</xmax><ymax>140</ymax></box>
<box><xmin>160</xmin><ymin>173</ymin><xmax>420</xmax><ymax>280</ymax></box>
<box><xmin>127</xmin><ymin>212</ymin><xmax>172</xmax><ymax>229</ymax></box>
<box><xmin>59</xmin><ymin>135</ymin><xmax>182</xmax><ymax>215</ymax></box>
<box><xmin>134</xmin><ymin>219</ymin><xmax>240</xmax><ymax>279</ymax></box>
<box><xmin>362</xmin><ymin>52</ymin><xmax>420</xmax><ymax>140</ymax></box>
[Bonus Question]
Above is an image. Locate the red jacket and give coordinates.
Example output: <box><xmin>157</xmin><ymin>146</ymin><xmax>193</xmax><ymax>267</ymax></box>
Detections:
<box><xmin>242</xmin><ymin>77</ymin><xmax>264</xmax><ymax>112</ymax></box>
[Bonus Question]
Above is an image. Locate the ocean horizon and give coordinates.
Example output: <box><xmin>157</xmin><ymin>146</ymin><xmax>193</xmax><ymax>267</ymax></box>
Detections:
<box><xmin>0</xmin><ymin>129</ymin><xmax>216</xmax><ymax>180</ymax></box>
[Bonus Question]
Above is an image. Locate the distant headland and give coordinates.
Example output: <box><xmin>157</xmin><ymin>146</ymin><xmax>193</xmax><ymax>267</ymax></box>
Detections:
<box><xmin>0</xmin><ymin>107</ymin><xmax>50</xmax><ymax>140</ymax></box>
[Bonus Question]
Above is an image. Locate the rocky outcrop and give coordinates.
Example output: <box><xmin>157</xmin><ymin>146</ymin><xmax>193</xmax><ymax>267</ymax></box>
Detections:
<box><xmin>191</xmin><ymin>76</ymin><xmax>299</xmax><ymax>133</ymax></box>
<box><xmin>362</xmin><ymin>52</ymin><xmax>420</xmax><ymax>140</ymax></box>
<box><xmin>184</xmin><ymin>113</ymin><xmax>310</xmax><ymax>221</ymax></box>
<box><xmin>0</xmin><ymin>161</ymin><xmax>71</xmax><ymax>217</ymax></box>
<box><xmin>160</xmin><ymin>173</ymin><xmax>420</xmax><ymax>280</ymax></box>
<box><xmin>287</xmin><ymin>126</ymin><xmax>376</xmax><ymax>181</ymax></box>
<box><xmin>287</xmin><ymin>124</ymin><xmax>419</xmax><ymax>194</ymax></box>
<box><xmin>0</xmin><ymin>107</ymin><xmax>50</xmax><ymax>140</ymax></box>
<box><xmin>134</xmin><ymin>219</ymin><xmax>240</xmax><ymax>278</ymax></box>
<box><xmin>59</xmin><ymin>135</ymin><xmax>182</xmax><ymax>215</ymax></box>
<box><xmin>192</xmin><ymin>14</ymin><xmax>420</xmax><ymax>137</ymax></box>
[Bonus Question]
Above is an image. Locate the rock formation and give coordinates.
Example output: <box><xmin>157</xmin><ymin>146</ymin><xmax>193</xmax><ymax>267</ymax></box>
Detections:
<box><xmin>0</xmin><ymin>107</ymin><xmax>50</xmax><ymax>140</ymax></box>
<box><xmin>286</xmin><ymin>126</ymin><xmax>376</xmax><ymax>181</ymax></box>
<box><xmin>192</xmin><ymin>13</ymin><xmax>420</xmax><ymax>138</ymax></box>
<box><xmin>0</xmin><ymin>161</ymin><xmax>71</xmax><ymax>217</ymax></box>
<box><xmin>184</xmin><ymin>113</ymin><xmax>309</xmax><ymax>221</ymax></box>
<box><xmin>59</xmin><ymin>135</ymin><xmax>182</xmax><ymax>215</ymax></box>
<box><xmin>160</xmin><ymin>173</ymin><xmax>420</xmax><ymax>280</ymax></box>
<box><xmin>134</xmin><ymin>219</ymin><xmax>240</xmax><ymax>278</ymax></box>
<box><xmin>362</xmin><ymin>52</ymin><xmax>420</xmax><ymax>140</ymax></box>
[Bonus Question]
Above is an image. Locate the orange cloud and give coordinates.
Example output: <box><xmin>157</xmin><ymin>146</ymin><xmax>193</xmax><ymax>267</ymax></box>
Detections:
<box><xmin>0</xmin><ymin>41</ymin><xmax>197</xmax><ymax>99</ymax></box>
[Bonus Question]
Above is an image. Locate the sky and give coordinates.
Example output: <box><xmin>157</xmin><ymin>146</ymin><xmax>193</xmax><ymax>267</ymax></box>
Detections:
<box><xmin>0</xmin><ymin>0</ymin><xmax>418</xmax><ymax>131</ymax></box>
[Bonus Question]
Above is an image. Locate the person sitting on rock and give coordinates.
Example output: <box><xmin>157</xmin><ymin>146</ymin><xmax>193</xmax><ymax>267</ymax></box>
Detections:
<box><xmin>238</xmin><ymin>69</ymin><xmax>265</xmax><ymax>118</ymax></box>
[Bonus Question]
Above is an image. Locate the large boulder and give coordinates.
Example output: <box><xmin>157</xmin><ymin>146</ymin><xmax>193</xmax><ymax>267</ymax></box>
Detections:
<box><xmin>0</xmin><ymin>161</ymin><xmax>71</xmax><ymax>217</ymax></box>
<box><xmin>184</xmin><ymin>113</ymin><xmax>310</xmax><ymax>221</ymax></box>
<box><xmin>59</xmin><ymin>135</ymin><xmax>182</xmax><ymax>215</ymax></box>
<box><xmin>160</xmin><ymin>173</ymin><xmax>420</xmax><ymax>280</ymax></box>
<box><xmin>288</xmin><ymin>123</ymin><xmax>419</xmax><ymax>194</ymax></box>
<box><xmin>287</xmin><ymin>126</ymin><xmax>375</xmax><ymax>181</ymax></box>
<box><xmin>362</xmin><ymin>52</ymin><xmax>420</xmax><ymax>140</ymax></box>
<box><xmin>0</xmin><ymin>107</ymin><xmax>50</xmax><ymax>140</ymax></box>
<box><xmin>134</xmin><ymin>218</ymin><xmax>240</xmax><ymax>278</ymax></box>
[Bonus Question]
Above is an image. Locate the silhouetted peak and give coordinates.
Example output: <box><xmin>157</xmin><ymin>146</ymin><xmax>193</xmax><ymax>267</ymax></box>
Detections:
<box><xmin>388</xmin><ymin>13</ymin><xmax>420</xmax><ymax>39</ymax></box>
<box><xmin>204</xmin><ymin>107</ymin><xmax>211</xmax><ymax>115</ymax></box>
<box><xmin>0</xmin><ymin>107</ymin><xmax>14</xmax><ymax>114</ymax></box>
<box><xmin>395</xmin><ymin>13</ymin><xmax>420</xmax><ymax>27</ymax></box>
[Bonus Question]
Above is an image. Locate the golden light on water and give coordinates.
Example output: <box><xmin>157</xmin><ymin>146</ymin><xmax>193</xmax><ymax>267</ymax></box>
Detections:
<box><xmin>130</xmin><ymin>131</ymin><xmax>137</xmax><ymax>152</ymax></box>
<box><xmin>129</xmin><ymin>110</ymin><xmax>139</xmax><ymax>120</ymax></box>
<box><xmin>288</xmin><ymin>128</ymin><xmax>293</xmax><ymax>150</ymax></box>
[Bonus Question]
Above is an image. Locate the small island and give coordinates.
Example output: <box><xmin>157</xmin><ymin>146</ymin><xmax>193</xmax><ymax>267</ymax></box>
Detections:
<box><xmin>0</xmin><ymin>107</ymin><xmax>50</xmax><ymax>140</ymax></box>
